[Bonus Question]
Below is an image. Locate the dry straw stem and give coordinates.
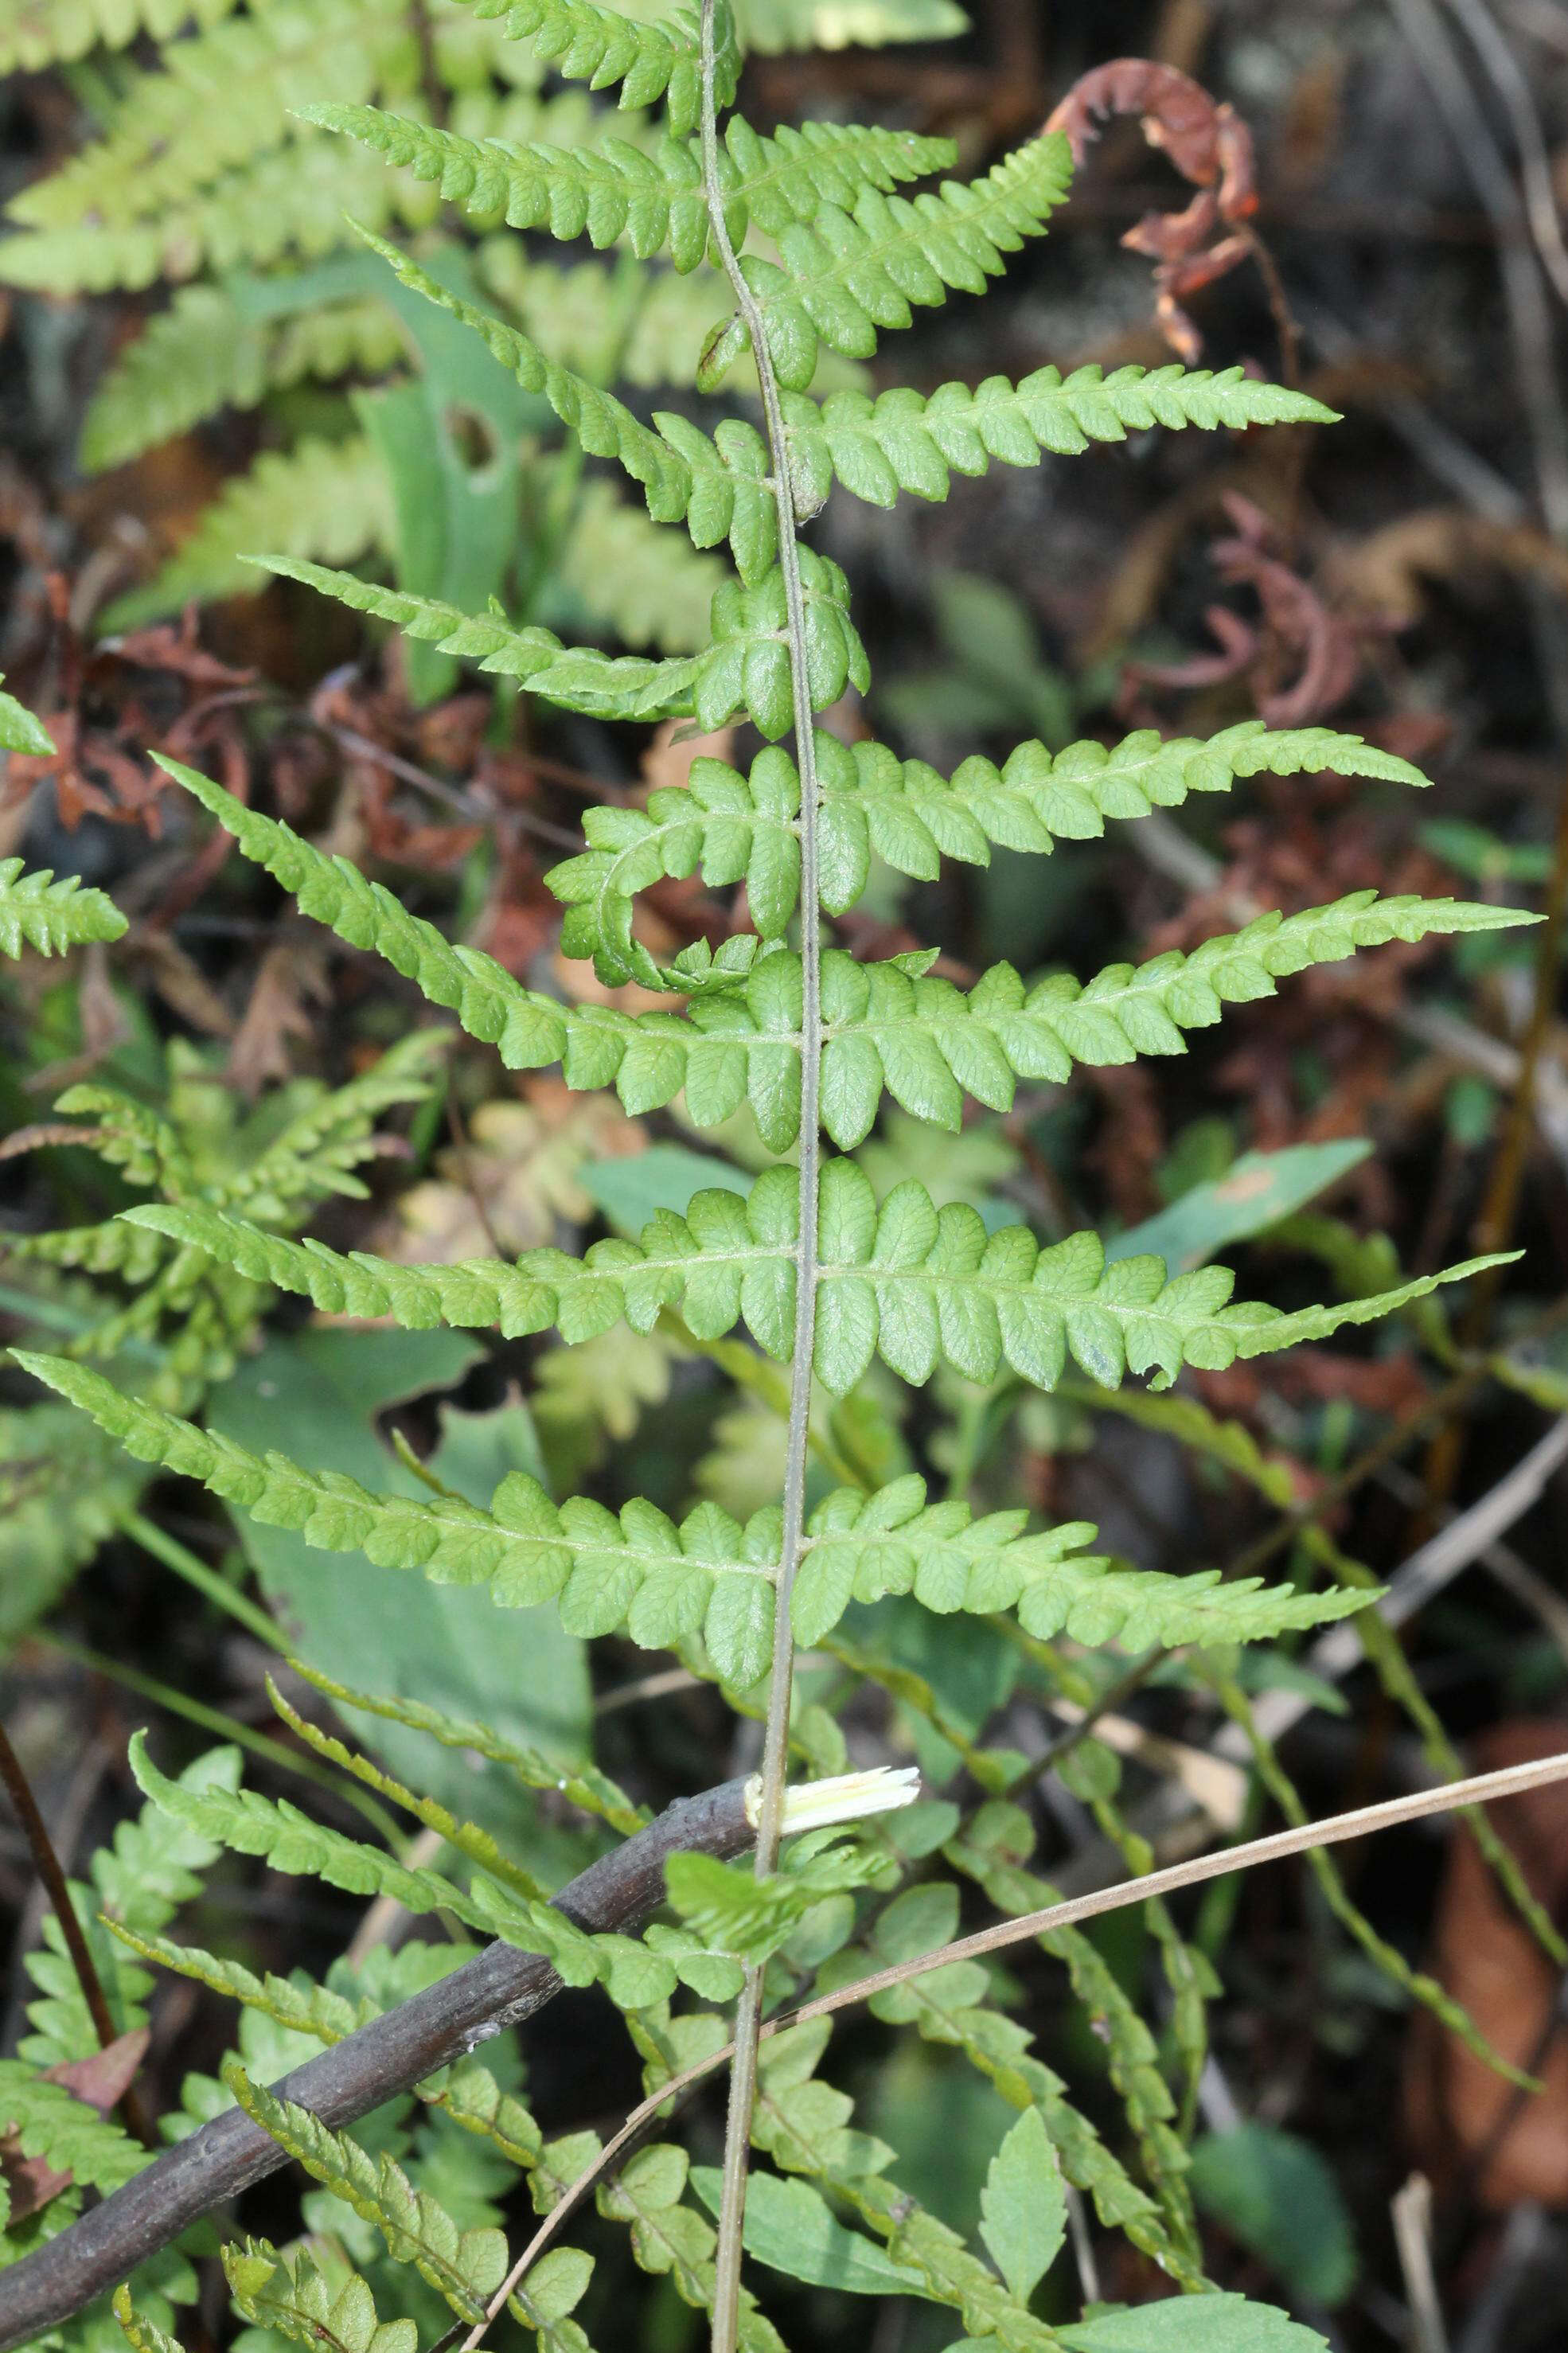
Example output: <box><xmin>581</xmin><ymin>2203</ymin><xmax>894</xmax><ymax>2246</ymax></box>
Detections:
<box><xmin>458</xmin><ymin>1742</ymin><xmax>1568</xmax><ymax>2345</ymax></box>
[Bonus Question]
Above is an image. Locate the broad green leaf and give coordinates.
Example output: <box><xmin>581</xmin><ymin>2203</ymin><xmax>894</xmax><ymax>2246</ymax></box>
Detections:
<box><xmin>207</xmin><ymin>1329</ymin><xmax>591</xmax><ymax>1865</ymax></box>
<box><xmin>978</xmin><ymin>2108</ymin><xmax>1065</xmax><ymax>2300</ymax></box>
<box><xmin>1109</xmin><ymin>1141</ymin><xmax>1372</xmax><ymax>1274</ymax></box>
<box><xmin>1058</xmin><ymin>2296</ymin><xmax>1330</xmax><ymax>2350</ymax></box>
<box><xmin>1188</xmin><ymin>2125</ymin><xmax>1356</xmax><ymax>2307</ymax></box>
<box><xmin>688</xmin><ymin>2166</ymin><xmax>929</xmax><ymax>2296</ymax></box>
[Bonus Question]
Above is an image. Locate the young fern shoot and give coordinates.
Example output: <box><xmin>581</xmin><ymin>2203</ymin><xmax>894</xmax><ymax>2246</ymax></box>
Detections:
<box><xmin>11</xmin><ymin>6</ymin><xmax>1546</xmax><ymax>2350</ymax></box>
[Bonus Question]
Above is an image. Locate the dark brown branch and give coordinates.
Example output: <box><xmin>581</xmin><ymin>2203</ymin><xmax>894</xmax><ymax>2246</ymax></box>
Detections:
<box><xmin>0</xmin><ymin>1777</ymin><xmax>755</xmax><ymax>2352</ymax></box>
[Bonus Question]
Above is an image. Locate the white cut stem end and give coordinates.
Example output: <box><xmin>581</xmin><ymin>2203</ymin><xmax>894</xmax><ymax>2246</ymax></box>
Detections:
<box><xmin>747</xmin><ymin>1766</ymin><xmax>922</xmax><ymax>1837</ymax></box>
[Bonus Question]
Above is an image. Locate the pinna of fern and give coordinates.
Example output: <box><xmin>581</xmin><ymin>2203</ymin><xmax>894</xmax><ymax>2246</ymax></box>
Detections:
<box><xmin>5</xmin><ymin>11</ymin><xmax>1547</xmax><ymax>2351</ymax></box>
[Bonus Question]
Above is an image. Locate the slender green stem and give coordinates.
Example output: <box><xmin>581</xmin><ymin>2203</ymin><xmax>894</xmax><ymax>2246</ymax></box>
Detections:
<box><xmin>119</xmin><ymin>1508</ymin><xmax>284</xmax><ymax>1652</ymax></box>
<box><xmin>696</xmin><ymin>12</ymin><xmax>823</xmax><ymax>2347</ymax></box>
<box><xmin>37</xmin><ymin>1634</ymin><xmax>406</xmax><ymax>1847</ymax></box>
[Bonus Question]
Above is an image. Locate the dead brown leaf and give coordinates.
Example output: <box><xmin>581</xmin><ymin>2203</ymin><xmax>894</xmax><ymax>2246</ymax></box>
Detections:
<box><xmin>1406</xmin><ymin>1721</ymin><xmax>1568</xmax><ymax>2209</ymax></box>
<box><xmin>0</xmin><ymin>2027</ymin><xmax>149</xmax><ymax>2222</ymax></box>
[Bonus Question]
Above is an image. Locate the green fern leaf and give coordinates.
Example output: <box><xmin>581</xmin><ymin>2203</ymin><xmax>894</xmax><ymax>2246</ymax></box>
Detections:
<box><xmin>0</xmin><ymin>859</ymin><xmax>127</xmax><ymax>958</ymax></box>
<box><xmin>263</xmin><ymin>1679</ymin><xmax>552</xmax><ymax>1903</ymax></box>
<box><xmin>18</xmin><ymin>1356</ymin><xmax>1371</xmax><ymax>1680</ymax></box>
<box><xmin>244</xmin><ymin>541</ymin><xmax>861</xmax><ymax>732</ymax></box>
<box><xmin>597</xmin><ymin>2140</ymin><xmax>785</xmax><ymax>2353</ymax></box>
<box><xmin>506</xmin><ymin>2247</ymin><xmax>599</xmax><ymax>2353</ymax></box>
<box><xmin>310</xmin><ymin>102</ymin><xmax>952</xmax><ymax>275</ymax></box>
<box><xmin>813</xmin><ymin>723</ymin><xmax>1430</xmax><ymax>899</ymax></box>
<box><xmin>943</xmin><ymin>1810</ymin><xmax>1200</xmax><ymax>2257</ymax></box>
<box><xmin>82</xmin><ymin>285</ymin><xmax>405</xmax><ymax>470</ymax></box>
<box><xmin>111</xmin><ymin>2288</ymin><xmax>188</xmax><ymax>2353</ymax></box>
<box><xmin>215</xmin><ymin>1028</ymin><xmax>449</xmax><ymax>1219</ymax></box>
<box><xmin>111</xmin><ymin>1156</ymin><xmax>1514</xmax><ymax>1397</ymax></box>
<box><xmin>0</xmin><ymin>0</ymin><xmax>240</xmax><ymax>70</ymax></box>
<box><xmin>287</xmin><ymin>1660</ymin><xmax>646</xmax><ymax>1833</ymax></box>
<box><xmin>447</xmin><ymin>0</ymin><xmax>737</xmax><ymax>139</ymax></box>
<box><xmin>813</xmin><ymin>896</ymin><xmax>1535</xmax><ymax>1143</ymax></box>
<box><xmin>0</xmin><ymin>677</ymin><xmax>57</xmax><ymax>756</ymax></box>
<box><xmin>0</xmin><ymin>135</ymin><xmax>433</xmax><ymax>296</ymax></box>
<box><xmin>240</xmin><ymin>557</ymin><xmax>694</xmax><ymax>715</ymax></box>
<box><xmin>6</xmin><ymin>0</ymin><xmax>409</xmax><ymax>232</ymax></box>
<box><xmin>349</xmin><ymin>229</ymin><xmax>781</xmax><ymax>579</ymax></box>
<box><xmin>699</xmin><ymin>131</ymin><xmax>1072</xmax><ymax>392</ymax></box>
<box><xmin>107</xmin><ymin>1925</ymin><xmax>366</xmax><ymax>2047</ymax></box>
<box><xmin>123</xmin><ymin>1731</ymin><xmax>493</xmax><ymax>1930</ymax></box>
<box><xmin>0</xmin><ymin>2064</ymin><xmax>147</xmax><ymax>2196</ymax></box>
<box><xmin>782</xmin><ymin>365</ymin><xmax>1338</xmax><ymax>510</ymax></box>
<box><xmin>544</xmin><ymin>726</ymin><xmax>1433</xmax><ymax>942</ymax></box>
<box><xmin>221</xmin><ymin>2238</ymin><xmax>418</xmax><ymax>2353</ymax></box>
<box><xmin>844</xmin><ymin>1894</ymin><xmax>1192</xmax><ymax>2281</ymax></box>
<box><xmin>223</xmin><ymin>2066</ymin><xmax>508</xmax><ymax>2323</ymax></box>
<box><xmin>99</xmin><ymin>435</ymin><xmax>394</xmax><ymax>630</ymax></box>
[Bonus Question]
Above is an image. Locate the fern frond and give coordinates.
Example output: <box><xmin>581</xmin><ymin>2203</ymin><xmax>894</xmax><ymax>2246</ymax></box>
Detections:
<box><xmin>446</xmin><ymin>0</ymin><xmax>738</xmax><ymax>140</ymax></box>
<box><xmin>123</xmin><ymin>1731</ymin><xmax>492</xmax><ymax>1930</ymax></box>
<box><xmin>813</xmin><ymin>896</ymin><xmax>1532</xmax><ymax>1142</ymax></box>
<box><xmin>699</xmin><ymin>132</ymin><xmax>1073</xmax><ymax>392</ymax></box>
<box><xmin>263</xmin><ymin>1680</ymin><xmax>552</xmax><ymax>1903</ymax></box>
<box><xmin>111</xmin><ymin>1155</ymin><xmax>1511</xmax><ymax>1398</ymax></box>
<box><xmin>286</xmin><ymin>1660</ymin><xmax>646</xmax><ymax>1833</ymax></box>
<box><xmin>505</xmin><ymin>2248</ymin><xmax>600</xmax><ymax>2353</ymax></box>
<box><xmin>111</xmin><ymin>2288</ymin><xmax>187</xmax><ymax>2353</ymax></box>
<box><xmin>107</xmin><ymin>1924</ymin><xmax>365</xmax><ymax>2046</ymax></box>
<box><xmin>99</xmin><ymin>437</ymin><xmax>394</xmax><ymax>630</ymax></box>
<box><xmin>20</xmin><ymin>1356</ymin><xmax>1371</xmax><ymax>1684</ymax></box>
<box><xmin>350</xmin><ymin>230</ymin><xmax>779</xmax><ymax>580</ymax></box>
<box><xmin>58</xmin><ymin>0</ymin><xmax>269</xmax><ymax>62</ymax></box>
<box><xmin>748</xmin><ymin>2024</ymin><xmax>1054</xmax><ymax>2345</ymax></box>
<box><xmin>82</xmin><ymin>287</ymin><xmax>405</xmax><ymax>471</ymax></box>
<box><xmin>0</xmin><ymin>2063</ymin><xmax>147</xmax><ymax>2197</ymax></box>
<box><xmin>943</xmin><ymin>1813</ymin><xmax>1200</xmax><ymax>2253</ymax></box>
<box><xmin>224</xmin><ymin>2068</ymin><xmax>507</xmax><ymax>2323</ymax></box>
<box><xmin>782</xmin><ymin>365</ymin><xmax>1337</xmax><ymax>510</ymax></box>
<box><xmin>245</xmin><ymin>541</ymin><xmax>862</xmax><ymax>732</ymax></box>
<box><xmin>0</xmin><ymin>678</ymin><xmax>56</xmax><ymax>755</ymax></box>
<box><xmin>0</xmin><ymin>0</ymin><xmax>240</xmax><ymax>68</ymax></box>
<box><xmin>310</xmin><ymin>103</ymin><xmax>952</xmax><ymax>275</ymax></box>
<box><xmin>0</xmin><ymin>136</ymin><xmax>432</xmax><ymax>295</ymax></box>
<box><xmin>596</xmin><ymin>2141</ymin><xmax>784</xmax><ymax>2353</ymax></box>
<box><xmin>221</xmin><ymin>2239</ymin><xmax>418</xmax><ymax>2353</ymax></box>
<box><xmin>0</xmin><ymin>860</ymin><xmax>127</xmax><ymax>958</ymax></box>
<box><xmin>544</xmin><ymin>724</ymin><xmax>1432</xmax><ymax>943</ymax></box>
<box><xmin>49</xmin><ymin>1083</ymin><xmax>195</xmax><ymax>1193</ymax></box>
<box><xmin>216</xmin><ymin>1029</ymin><xmax>448</xmax><ymax>1219</ymax></box>
<box><xmin>6</xmin><ymin>0</ymin><xmax>408</xmax><ymax>232</ymax></box>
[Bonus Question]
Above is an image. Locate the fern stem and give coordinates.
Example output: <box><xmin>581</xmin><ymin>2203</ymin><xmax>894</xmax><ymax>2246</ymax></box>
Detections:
<box><xmin>696</xmin><ymin>10</ymin><xmax>823</xmax><ymax>2346</ymax></box>
<box><xmin>119</xmin><ymin>1508</ymin><xmax>284</xmax><ymax>1653</ymax></box>
<box><xmin>0</xmin><ymin>1714</ymin><xmax>121</xmax><ymax>2058</ymax></box>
